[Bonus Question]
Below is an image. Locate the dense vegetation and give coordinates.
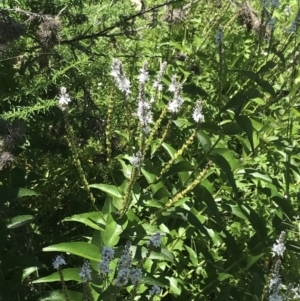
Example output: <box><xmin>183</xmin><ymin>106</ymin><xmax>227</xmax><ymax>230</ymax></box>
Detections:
<box><xmin>1</xmin><ymin>0</ymin><xmax>300</xmax><ymax>300</ymax></box>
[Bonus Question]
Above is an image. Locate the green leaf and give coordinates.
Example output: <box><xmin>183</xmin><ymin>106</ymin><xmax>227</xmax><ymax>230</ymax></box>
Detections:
<box><xmin>37</xmin><ymin>290</ymin><xmax>83</xmax><ymax>301</ymax></box>
<box><xmin>166</xmin><ymin>276</ymin><xmax>182</xmax><ymax>295</ymax></box>
<box><xmin>164</xmin><ymin>161</ymin><xmax>194</xmax><ymax>177</ymax></box>
<box><xmin>185</xmin><ymin>245</ymin><xmax>198</xmax><ymax>266</ymax></box>
<box><xmin>102</xmin><ymin>214</ymin><xmax>126</xmax><ymax>246</ymax></box>
<box><xmin>89</xmin><ymin>184</ymin><xmax>122</xmax><ymax>198</ymax></box>
<box><xmin>197</xmin><ymin>130</ymin><xmax>212</xmax><ymax>153</ymax></box>
<box><xmin>246</xmin><ymin>254</ymin><xmax>264</xmax><ymax>269</ymax></box>
<box><xmin>230</xmin><ymin>69</ymin><xmax>276</xmax><ymax>96</ymax></box>
<box><xmin>236</xmin><ymin>115</ymin><xmax>255</xmax><ymax>153</ymax></box>
<box><xmin>63</xmin><ymin>212</ymin><xmax>106</xmax><ymax>230</ymax></box>
<box><xmin>6</xmin><ymin>215</ymin><xmax>34</xmax><ymax>229</ymax></box>
<box><xmin>33</xmin><ymin>268</ymin><xmax>81</xmax><ymax>283</ymax></box>
<box><xmin>43</xmin><ymin>242</ymin><xmax>100</xmax><ymax>261</ymax></box>
<box><xmin>0</xmin><ymin>186</ymin><xmax>40</xmax><ymax>204</ymax></box>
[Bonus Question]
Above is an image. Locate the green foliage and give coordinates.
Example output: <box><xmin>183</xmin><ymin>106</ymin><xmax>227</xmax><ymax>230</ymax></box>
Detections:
<box><xmin>2</xmin><ymin>0</ymin><xmax>300</xmax><ymax>300</ymax></box>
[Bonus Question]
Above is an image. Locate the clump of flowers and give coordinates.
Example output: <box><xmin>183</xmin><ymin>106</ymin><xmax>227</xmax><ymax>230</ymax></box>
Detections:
<box><xmin>53</xmin><ymin>255</ymin><xmax>67</xmax><ymax>270</ymax></box>
<box><xmin>98</xmin><ymin>246</ymin><xmax>115</xmax><ymax>276</ymax></box>
<box><xmin>168</xmin><ymin>75</ymin><xmax>184</xmax><ymax>113</ymax></box>
<box><xmin>58</xmin><ymin>87</ymin><xmax>71</xmax><ymax>110</ymax></box>
<box><xmin>79</xmin><ymin>261</ymin><xmax>92</xmax><ymax>283</ymax></box>
<box><xmin>110</xmin><ymin>58</ymin><xmax>131</xmax><ymax>97</ymax></box>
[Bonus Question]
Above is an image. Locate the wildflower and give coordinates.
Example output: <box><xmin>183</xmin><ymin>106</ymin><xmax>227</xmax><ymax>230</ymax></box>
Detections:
<box><xmin>269</xmin><ymin>293</ymin><xmax>283</xmax><ymax>301</ymax></box>
<box><xmin>193</xmin><ymin>101</ymin><xmax>205</xmax><ymax>123</ymax></box>
<box><xmin>285</xmin><ymin>21</ymin><xmax>297</xmax><ymax>35</ymax></box>
<box><xmin>98</xmin><ymin>246</ymin><xmax>114</xmax><ymax>275</ymax></box>
<box><xmin>114</xmin><ymin>241</ymin><xmax>132</xmax><ymax>286</ymax></box>
<box><xmin>147</xmin><ymin>233</ymin><xmax>162</xmax><ymax>248</ymax></box>
<box><xmin>110</xmin><ymin>58</ymin><xmax>131</xmax><ymax>97</ymax></box>
<box><xmin>168</xmin><ymin>75</ymin><xmax>184</xmax><ymax>113</ymax></box>
<box><xmin>129</xmin><ymin>268</ymin><xmax>143</xmax><ymax>285</ymax></box>
<box><xmin>138</xmin><ymin>61</ymin><xmax>149</xmax><ymax>83</ymax></box>
<box><xmin>130</xmin><ymin>150</ymin><xmax>143</xmax><ymax>168</ymax></box>
<box><xmin>153</xmin><ymin>61</ymin><xmax>167</xmax><ymax>91</ymax></box>
<box><xmin>102</xmin><ymin>246</ymin><xmax>115</xmax><ymax>260</ymax></box>
<box><xmin>79</xmin><ymin>261</ymin><xmax>92</xmax><ymax>283</ymax></box>
<box><xmin>271</xmin><ymin>231</ymin><xmax>286</xmax><ymax>257</ymax></box>
<box><xmin>215</xmin><ymin>27</ymin><xmax>224</xmax><ymax>47</ymax></box>
<box><xmin>149</xmin><ymin>285</ymin><xmax>161</xmax><ymax>296</ymax></box>
<box><xmin>58</xmin><ymin>87</ymin><xmax>71</xmax><ymax>110</ymax></box>
<box><xmin>53</xmin><ymin>255</ymin><xmax>66</xmax><ymax>270</ymax></box>
<box><xmin>284</xmin><ymin>5</ymin><xmax>292</xmax><ymax>17</ymax></box>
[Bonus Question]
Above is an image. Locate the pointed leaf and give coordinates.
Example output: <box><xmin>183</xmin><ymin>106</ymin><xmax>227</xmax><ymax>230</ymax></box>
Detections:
<box><xmin>89</xmin><ymin>184</ymin><xmax>122</xmax><ymax>198</ymax></box>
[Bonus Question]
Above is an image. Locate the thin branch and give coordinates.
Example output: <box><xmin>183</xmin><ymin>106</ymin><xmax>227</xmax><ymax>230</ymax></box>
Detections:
<box><xmin>60</xmin><ymin>0</ymin><xmax>181</xmax><ymax>45</ymax></box>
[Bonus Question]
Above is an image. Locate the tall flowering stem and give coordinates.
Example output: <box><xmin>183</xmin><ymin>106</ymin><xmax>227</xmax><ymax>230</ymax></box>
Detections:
<box><xmin>58</xmin><ymin>88</ymin><xmax>97</xmax><ymax>209</ymax></box>
<box><xmin>158</xmin><ymin>125</ymin><xmax>200</xmax><ymax>181</ymax></box>
<box><xmin>53</xmin><ymin>256</ymin><xmax>71</xmax><ymax>301</ymax></box>
<box><xmin>105</xmin><ymin>92</ymin><xmax>114</xmax><ymax>163</ymax></box>
<box><xmin>151</xmin><ymin>161</ymin><xmax>213</xmax><ymax>224</ymax></box>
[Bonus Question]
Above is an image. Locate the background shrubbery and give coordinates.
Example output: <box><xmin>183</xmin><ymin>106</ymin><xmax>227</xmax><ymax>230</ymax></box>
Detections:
<box><xmin>1</xmin><ymin>0</ymin><xmax>300</xmax><ymax>300</ymax></box>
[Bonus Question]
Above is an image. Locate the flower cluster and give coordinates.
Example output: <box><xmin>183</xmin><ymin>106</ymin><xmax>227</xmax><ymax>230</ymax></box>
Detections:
<box><xmin>215</xmin><ymin>27</ymin><xmax>224</xmax><ymax>48</ymax></box>
<box><xmin>168</xmin><ymin>75</ymin><xmax>184</xmax><ymax>113</ymax></box>
<box><xmin>110</xmin><ymin>58</ymin><xmax>131</xmax><ymax>97</ymax></box>
<box><xmin>114</xmin><ymin>243</ymin><xmax>144</xmax><ymax>287</ymax></box>
<box><xmin>147</xmin><ymin>233</ymin><xmax>162</xmax><ymax>248</ymax></box>
<box><xmin>53</xmin><ymin>255</ymin><xmax>66</xmax><ymax>270</ymax></box>
<box><xmin>130</xmin><ymin>150</ymin><xmax>143</xmax><ymax>168</ymax></box>
<box><xmin>98</xmin><ymin>246</ymin><xmax>115</xmax><ymax>275</ymax></box>
<box><xmin>271</xmin><ymin>231</ymin><xmax>286</xmax><ymax>257</ymax></box>
<box><xmin>153</xmin><ymin>61</ymin><xmax>167</xmax><ymax>92</ymax></box>
<box><xmin>136</xmin><ymin>62</ymin><xmax>153</xmax><ymax>133</ymax></box>
<box><xmin>79</xmin><ymin>261</ymin><xmax>92</xmax><ymax>283</ymax></box>
<box><xmin>193</xmin><ymin>101</ymin><xmax>205</xmax><ymax>123</ymax></box>
<box><xmin>149</xmin><ymin>285</ymin><xmax>161</xmax><ymax>297</ymax></box>
<box><xmin>58</xmin><ymin>87</ymin><xmax>71</xmax><ymax>110</ymax></box>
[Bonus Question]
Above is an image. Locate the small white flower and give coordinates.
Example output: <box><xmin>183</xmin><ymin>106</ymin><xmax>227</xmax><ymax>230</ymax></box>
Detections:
<box><xmin>193</xmin><ymin>101</ymin><xmax>205</xmax><ymax>123</ymax></box>
<box><xmin>138</xmin><ymin>62</ymin><xmax>149</xmax><ymax>83</ymax></box>
<box><xmin>284</xmin><ymin>5</ymin><xmax>292</xmax><ymax>17</ymax></box>
<box><xmin>79</xmin><ymin>261</ymin><xmax>92</xmax><ymax>283</ymax></box>
<box><xmin>53</xmin><ymin>255</ymin><xmax>66</xmax><ymax>270</ymax></box>
<box><xmin>130</xmin><ymin>150</ymin><xmax>143</xmax><ymax>168</ymax></box>
<box><xmin>271</xmin><ymin>231</ymin><xmax>286</xmax><ymax>257</ymax></box>
<box><xmin>58</xmin><ymin>87</ymin><xmax>71</xmax><ymax>110</ymax></box>
<box><xmin>169</xmin><ymin>96</ymin><xmax>184</xmax><ymax>113</ymax></box>
<box><xmin>269</xmin><ymin>293</ymin><xmax>283</xmax><ymax>301</ymax></box>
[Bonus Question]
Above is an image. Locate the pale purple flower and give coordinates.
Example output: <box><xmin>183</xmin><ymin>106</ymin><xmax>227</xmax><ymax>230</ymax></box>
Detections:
<box><xmin>147</xmin><ymin>233</ymin><xmax>162</xmax><ymax>248</ymax></box>
<box><xmin>114</xmin><ymin>241</ymin><xmax>132</xmax><ymax>286</ymax></box>
<box><xmin>98</xmin><ymin>246</ymin><xmax>114</xmax><ymax>275</ymax></box>
<box><xmin>149</xmin><ymin>285</ymin><xmax>161</xmax><ymax>296</ymax></box>
<box><xmin>79</xmin><ymin>261</ymin><xmax>92</xmax><ymax>283</ymax></box>
<box><xmin>215</xmin><ymin>27</ymin><xmax>224</xmax><ymax>47</ymax></box>
<box><xmin>53</xmin><ymin>255</ymin><xmax>66</xmax><ymax>270</ymax></box>
<box><xmin>267</xmin><ymin>18</ymin><xmax>276</xmax><ymax>30</ymax></box>
<box><xmin>129</xmin><ymin>268</ymin><xmax>143</xmax><ymax>285</ymax></box>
